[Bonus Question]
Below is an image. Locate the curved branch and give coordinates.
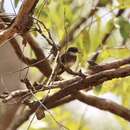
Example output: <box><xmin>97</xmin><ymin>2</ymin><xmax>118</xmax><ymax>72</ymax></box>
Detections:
<box><xmin>24</xmin><ymin>34</ymin><xmax>52</xmax><ymax>77</ymax></box>
<box><xmin>89</xmin><ymin>56</ymin><xmax>130</xmax><ymax>73</ymax></box>
<box><xmin>75</xmin><ymin>91</ymin><xmax>130</xmax><ymax>121</ymax></box>
<box><xmin>10</xmin><ymin>38</ymin><xmax>36</xmax><ymax>65</ymax></box>
<box><xmin>0</xmin><ymin>0</ymin><xmax>39</xmax><ymax>46</ymax></box>
<box><xmin>43</xmin><ymin>66</ymin><xmax>130</xmax><ymax>108</ymax></box>
<box><xmin>0</xmin><ymin>16</ymin><xmax>52</xmax><ymax>77</ymax></box>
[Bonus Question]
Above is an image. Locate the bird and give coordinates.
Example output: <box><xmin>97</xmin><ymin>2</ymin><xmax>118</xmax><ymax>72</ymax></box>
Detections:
<box><xmin>57</xmin><ymin>47</ymin><xmax>79</xmax><ymax>75</ymax></box>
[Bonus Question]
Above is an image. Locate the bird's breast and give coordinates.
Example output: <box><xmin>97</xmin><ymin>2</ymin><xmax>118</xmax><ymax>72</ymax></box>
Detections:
<box><xmin>64</xmin><ymin>61</ymin><xmax>75</xmax><ymax>68</ymax></box>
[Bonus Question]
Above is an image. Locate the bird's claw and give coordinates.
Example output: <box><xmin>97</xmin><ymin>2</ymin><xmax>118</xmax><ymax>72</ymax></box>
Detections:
<box><xmin>78</xmin><ymin>70</ymin><xmax>86</xmax><ymax>78</ymax></box>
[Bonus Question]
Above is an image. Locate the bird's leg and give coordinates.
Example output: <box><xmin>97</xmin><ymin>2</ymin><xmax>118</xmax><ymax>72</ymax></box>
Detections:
<box><xmin>78</xmin><ymin>69</ymin><xmax>87</xmax><ymax>78</ymax></box>
<box><xmin>64</xmin><ymin>67</ymin><xmax>86</xmax><ymax>78</ymax></box>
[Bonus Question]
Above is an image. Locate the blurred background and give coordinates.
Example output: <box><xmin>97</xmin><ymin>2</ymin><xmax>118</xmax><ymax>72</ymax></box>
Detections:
<box><xmin>0</xmin><ymin>0</ymin><xmax>130</xmax><ymax>130</ymax></box>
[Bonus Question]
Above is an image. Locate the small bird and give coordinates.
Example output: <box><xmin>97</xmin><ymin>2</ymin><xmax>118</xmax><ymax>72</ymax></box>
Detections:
<box><xmin>57</xmin><ymin>47</ymin><xmax>79</xmax><ymax>75</ymax></box>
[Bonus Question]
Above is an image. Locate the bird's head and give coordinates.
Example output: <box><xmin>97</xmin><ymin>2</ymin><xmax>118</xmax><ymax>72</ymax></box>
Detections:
<box><xmin>67</xmin><ymin>47</ymin><xmax>80</xmax><ymax>54</ymax></box>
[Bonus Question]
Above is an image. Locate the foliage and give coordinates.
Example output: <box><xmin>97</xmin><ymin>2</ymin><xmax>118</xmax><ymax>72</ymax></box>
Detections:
<box><xmin>3</xmin><ymin>0</ymin><xmax>130</xmax><ymax>130</ymax></box>
<box><xmin>14</xmin><ymin>0</ymin><xmax>19</xmax><ymax>7</ymax></box>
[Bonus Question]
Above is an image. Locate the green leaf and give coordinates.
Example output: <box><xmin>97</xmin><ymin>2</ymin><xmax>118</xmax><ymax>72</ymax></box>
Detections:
<box><xmin>14</xmin><ymin>0</ymin><xmax>19</xmax><ymax>7</ymax></box>
<box><xmin>98</xmin><ymin>0</ymin><xmax>112</xmax><ymax>7</ymax></box>
<box><xmin>119</xmin><ymin>17</ymin><xmax>130</xmax><ymax>40</ymax></box>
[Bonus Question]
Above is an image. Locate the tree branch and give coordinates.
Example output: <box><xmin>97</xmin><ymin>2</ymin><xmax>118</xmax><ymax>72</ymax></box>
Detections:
<box><xmin>3</xmin><ymin>56</ymin><xmax>130</xmax><ymax>124</ymax></box>
<box><xmin>23</xmin><ymin>33</ymin><xmax>52</xmax><ymax>77</ymax></box>
<box><xmin>9</xmin><ymin>95</ymin><xmax>75</xmax><ymax>130</ymax></box>
<box><xmin>0</xmin><ymin>15</ymin><xmax>52</xmax><ymax>77</ymax></box>
<box><xmin>75</xmin><ymin>91</ymin><xmax>130</xmax><ymax>121</ymax></box>
<box><xmin>89</xmin><ymin>56</ymin><xmax>130</xmax><ymax>73</ymax></box>
<box><xmin>43</xmin><ymin>66</ymin><xmax>130</xmax><ymax>109</ymax></box>
<box><xmin>10</xmin><ymin>38</ymin><xmax>36</xmax><ymax>65</ymax></box>
<box><xmin>0</xmin><ymin>0</ymin><xmax>39</xmax><ymax>46</ymax></box>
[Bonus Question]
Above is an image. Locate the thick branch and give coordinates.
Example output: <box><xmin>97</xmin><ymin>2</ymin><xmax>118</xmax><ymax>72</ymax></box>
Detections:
<box><xmin>89</xmin><ymin>57</ymin><xmax>130</xmax><ymax>73</ymax></box>
<box><xmin>43</xmin><ymin>66</ymin><xmax>130</xmax><ymax>108</ymax></box>
<box><xmin>10</xmin><ymin>38</ymin><xmax>36</xmax><ymax>65</ymax></box>
<box><xmin>28</xmin><ymin>56</ymin><xmax>130</xmax><ymax>113</ymax></box>
<box><xmin>4</xmin><ymin>57</ymin><xmax>130</xmax><ymax>104</ymax></box>
<box><xmin>0</xmin><ymin>15</ymin><xmax>52</xmax><ymax>77</ymax></box>
<box><xmin>75</xmin><ymin>91</ymin><xmax>130</xmax><ymax>121</ymax></box>
<box><xmin>0</xmin><ymin>0</ymin><xmax>39</xmax><ymax>46</ymax></box>
<box><xmin>24</xmin><ymin>33</ymin><xmax>52</xmax><ymax>77</ymax></box>
<box><xmin>5</xmin><ymin>62</ymin><xmax>130</xmax><ymax>127</ymax></box>
<box><xmin>9</xmin><ymin>95</ymin><xmax>74</xmax><ymax>130</ymax></box>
